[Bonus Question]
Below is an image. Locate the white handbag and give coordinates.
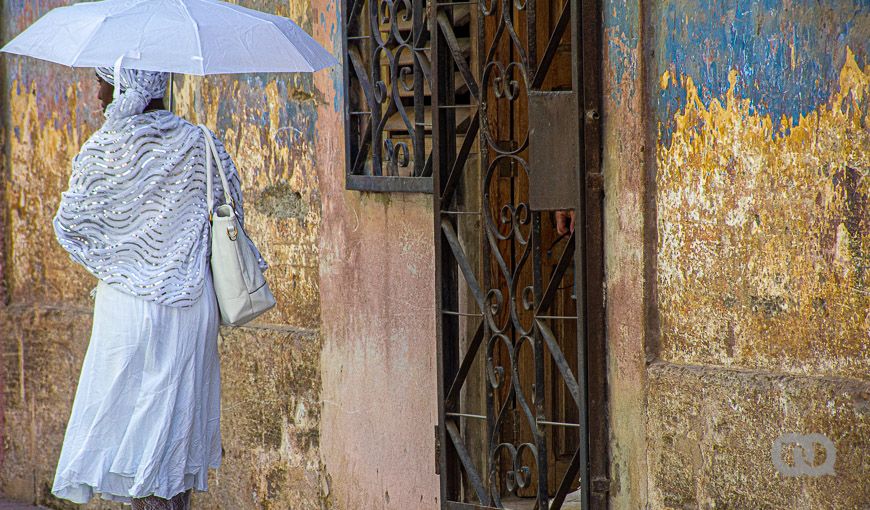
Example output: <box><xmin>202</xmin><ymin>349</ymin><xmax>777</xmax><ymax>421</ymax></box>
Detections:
<box><xmin>199</xmin><ymin>124</ymin><xmax>276</xmax><ymax>326</ymax></box>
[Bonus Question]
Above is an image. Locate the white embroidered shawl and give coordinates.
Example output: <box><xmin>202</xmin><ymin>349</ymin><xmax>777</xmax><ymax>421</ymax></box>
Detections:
<box><xmin>54</xmin><ymin>109</ymin><xmax>267</xmax><ymax>307</ymax></box>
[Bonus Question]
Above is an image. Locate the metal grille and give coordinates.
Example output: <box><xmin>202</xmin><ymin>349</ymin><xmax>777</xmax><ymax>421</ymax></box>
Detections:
<box><xmin>432</xmin><ymin>0</ymin><xmax>606</xmax><ymax>509</ymax></box>
<box><xmin>343</xmin><ymin>0</ymin><xmax>434</xmax><ymax>192</ymax></box>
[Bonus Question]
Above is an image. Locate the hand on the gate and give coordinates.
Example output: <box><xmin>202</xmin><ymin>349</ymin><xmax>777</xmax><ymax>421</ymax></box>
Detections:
<box><xmin>555</xmin><ymin>209</ymin><xmax>575</xmax><ymax>236</ymax></box>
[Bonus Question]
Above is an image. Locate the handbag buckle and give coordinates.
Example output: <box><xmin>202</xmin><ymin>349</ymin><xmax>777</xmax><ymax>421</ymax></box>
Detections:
<box><xmin>227</xmin><ymin>225</ymin><xmax>238</xmax><ymax>241</ymax></box>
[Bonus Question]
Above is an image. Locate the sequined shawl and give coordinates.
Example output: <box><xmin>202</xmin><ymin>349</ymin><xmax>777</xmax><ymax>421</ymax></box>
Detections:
<box><xmin>54</xmin><ymin>110</ymin><xmax>267</xmax><ymax>307</ymax></box>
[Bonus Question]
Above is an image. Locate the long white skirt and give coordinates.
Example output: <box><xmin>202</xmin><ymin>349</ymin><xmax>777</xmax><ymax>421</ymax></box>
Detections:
<box><xmin>51</xmin><ymin>273</ymin><xmax>222</xmax><ymax>505</ymax></box>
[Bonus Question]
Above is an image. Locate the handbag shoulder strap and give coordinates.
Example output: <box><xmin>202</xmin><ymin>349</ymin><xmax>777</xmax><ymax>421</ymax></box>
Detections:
<box><xmin>198</xmin><ymin>124</ymin><xmax>234</xmax><ymax>216</ymax></box>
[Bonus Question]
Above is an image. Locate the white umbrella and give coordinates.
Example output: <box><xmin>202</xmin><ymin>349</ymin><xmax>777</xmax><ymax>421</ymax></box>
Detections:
<box><xmin>0</xmin><ymin>0</ymin><xmax>338</xmax><ymax>74</ymax></box>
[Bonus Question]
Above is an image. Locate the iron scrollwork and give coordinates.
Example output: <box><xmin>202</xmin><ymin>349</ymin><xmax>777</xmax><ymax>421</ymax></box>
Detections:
<box><xmin>433</xmin><ymin>0</ymin><xmax>591</xmax><ymax>508</ymax></box>
<box><xmin>343</xmin><ymin>0</ymin><xmax>433</xmax><ymax>192</ymax></box>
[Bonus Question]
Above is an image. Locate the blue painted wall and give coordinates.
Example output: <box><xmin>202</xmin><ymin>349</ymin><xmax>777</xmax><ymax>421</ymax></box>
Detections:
<box><xmin>652</xmin><ymin>0</ymin><xmax>869</xmax><ymax>143</ymax></box>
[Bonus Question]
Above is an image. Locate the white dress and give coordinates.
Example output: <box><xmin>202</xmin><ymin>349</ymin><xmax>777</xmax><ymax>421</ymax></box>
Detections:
<box><xmin>51</xmin><ymin>270</ymin><xmax>222</xmax><ymax>504</ymax></box>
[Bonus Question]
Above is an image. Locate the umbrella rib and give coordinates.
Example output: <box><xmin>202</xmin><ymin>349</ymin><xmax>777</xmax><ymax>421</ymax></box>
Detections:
<box><xmin>260</xmin><ymin>22</ymin><xmax>313</xmax><ymax>72</ymax></box>
<box><xmin>69</xmin><ymin>20</ymin><xmax>106</xmax><ymax>66</ymax></box>
<box><xmin>190</xmin><ymin>0</ymin><xmax>317</xmax><ymax>72</ymax></box>
<box><xmin>193</xmin><ymin>0</ymin><xmax>283</xmax><ymax>26</ymax></box>
<box><xmin>70</xmin><ymin>0</ymin><xmax>153</xmax><ymax>66</ymax></box>
<box><xmin>178</xmin><ymin>1</ymin><xmax>205</xmax><ymax>74</ymax></box>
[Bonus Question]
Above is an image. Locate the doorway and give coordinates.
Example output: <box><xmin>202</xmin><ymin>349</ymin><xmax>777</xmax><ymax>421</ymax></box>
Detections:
<box><xmin>432</xmin><ymin>0</ymin><xmax>607</xmax><ymax>508</ymax></box>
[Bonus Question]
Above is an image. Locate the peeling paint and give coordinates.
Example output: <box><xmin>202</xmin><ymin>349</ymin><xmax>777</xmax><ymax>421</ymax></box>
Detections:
<box><xmin>602</xmin><ymin>1</ymin><xmax>649</xmax><ymax>508</ymax></box>
<box><xmin>604</xmin><ymin>0</ymin><xmax>640</xmax><ymax>103</ymax></box>
<box><xmin>647</xmin><ymin>2</ymin><xmax>870</xmax><ymax>507</ymax></box>
<box><xmin>651</xmin><ymin>0</ymin><xmax>870</xmax><ymax>144</ymax></box>
<box><xmin>5</xmin><ymin>73</ymin><xmax>97</xmax><ymax>306</ymax></box>
<box><xmin>171</xmin><ymin>68</ymin><xmax>323</xmax><ymax>329</ymax></box>
<box><xmin>656</xmin><ymin>50</ymin><xmax>869</xmax><ymax>378</ymax></box>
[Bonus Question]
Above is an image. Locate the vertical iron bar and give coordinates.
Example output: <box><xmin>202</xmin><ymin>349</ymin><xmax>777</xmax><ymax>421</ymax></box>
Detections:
<box><xmin>167</xmin><ymin>72</ymin><xmax>174</xmax><ymax>112</ymax></box>
<box><xmin>413</xmin><ymin>0</ymin><xmax>425</xmax><ymax>176</ymax></box>
<box><xmin>532</xmin><ymin>212</ymin><xmax>549</xmax><ymax>507</ymax></box>
<box><xmin>342</xmin><ymin>0</ymin><xmax>354</xmax><ymax>178</ymax></box>
<box><xmin>432</xmin><ymin>0</ymin><xmax>462</xmax><ymax>502</ymax></box>
<box><xmin>506</xmin><ymin>5</ymin><xmax>519</xmax><ymax>479</ymax></box>
<box><xmin>487</xmin><ymin>4</ymin><xmax>505</xmax><ymax>503</ymax></box>
<box><xmin>569</xmin><ymin>0</ymin><xmax>590</xmax><ymax>507</ymax></box>
<box><xmin>476</xmin><ymin>3</ymin><xmax>495</xmax><ymax>505</ymax></box>
<box><xmin>370</xmin><ymin>0</ymin><xmax>384</xmax><ymax>175</ymax></box>
<box><xmin>527</xmin><ymin>0</ymin><xmax>537</xmax><ymax>76</ymax></box>
<box><xmin>579</xmin><ymin>0</ymin><xmax>608</xmax><ymax>506</ymax></box>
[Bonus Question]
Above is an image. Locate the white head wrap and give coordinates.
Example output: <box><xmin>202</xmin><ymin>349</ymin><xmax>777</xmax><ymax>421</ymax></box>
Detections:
<box><xmin>53</xmin><ymin>69</ymin><xmax>267</xmax><ymax>306</ymax></box>
<box><xmin>95</xmin><ymin>61</ymin><xmax>168</xmax><ymax>120</ymax></box>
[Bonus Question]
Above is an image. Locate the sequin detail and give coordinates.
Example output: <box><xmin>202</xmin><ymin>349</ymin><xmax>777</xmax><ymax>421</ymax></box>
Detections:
<box><xmin>54</xmin><ymin>110</ymin><xmax>267</xmax><ymax>307</ymax></box>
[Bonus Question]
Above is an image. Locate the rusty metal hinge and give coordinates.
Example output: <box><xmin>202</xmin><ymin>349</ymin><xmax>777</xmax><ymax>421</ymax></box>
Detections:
<box><xmin>434</xmin><ymin>425</ymin><xmax>441</xmax><ymax>475</ymax></box>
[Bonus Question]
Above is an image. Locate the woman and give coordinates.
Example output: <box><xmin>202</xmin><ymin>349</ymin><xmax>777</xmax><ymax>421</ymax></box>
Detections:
<box><xmin>49</xmin><ymin>67</ymin><xmax>265</xmax><ymax>508</ymax></box>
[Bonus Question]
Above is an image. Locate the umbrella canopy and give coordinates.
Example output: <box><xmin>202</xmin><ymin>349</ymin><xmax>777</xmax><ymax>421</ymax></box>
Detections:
<box><xmin>0</xmin><ymin>0</ymin><xmax>337</xmax><ymax>74</ymax></box>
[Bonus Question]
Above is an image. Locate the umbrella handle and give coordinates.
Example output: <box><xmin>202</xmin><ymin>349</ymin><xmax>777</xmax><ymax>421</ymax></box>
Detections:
<box><xmin>112</xmin><ymin>55</ymin><xmax>124</xmax><ymax>101</ymax></box>
<box><xmin>168</xmin><ymin>72</ymin><xmax>174</xmax><ymax>112</ymax></box>
<box><xmin>111</xmin><ymin>51</ymin><xmax>142</xmax><ymax>101</ymax></box>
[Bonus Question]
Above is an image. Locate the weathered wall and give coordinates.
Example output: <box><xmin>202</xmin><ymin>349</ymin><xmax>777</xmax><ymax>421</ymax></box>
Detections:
<box><xmin>318</xmin><ymin>191</ymin><xmax>439</xmax><ymax>510</ymax></box>
<box><xmin>1</xmin><ymin>2</ymin><xmax>109</xmax><ymax>505</ymax></box>
<box><xmin>601</xmin><ymin>0</ymin><xmax>649</xmax><ymax>508</ymax></box>
<box><xmin>646</xmin><ymin>1</ymin><xmax>869</xmax><ymax>507</ymax></box>
<box><xmin>314</xmin><ymin>15</ymin><xmax>440</xmax><ymax>507</ymax></box>
<box><xmin>309</xmin><ymin>2</ymin><xmax>440</xmax><ymax>509</ymax></box>
<box><xmin>0</xmin><ymin>1</ymin><xmax>343</xmax><ymax>508</ymax></box>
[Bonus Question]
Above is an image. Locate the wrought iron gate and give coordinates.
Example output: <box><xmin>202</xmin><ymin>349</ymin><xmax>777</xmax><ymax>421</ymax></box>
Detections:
<box><xmin>432</xmin><ymin>0</ymin><xmax>606</xmax><ymax>508</ymax></box>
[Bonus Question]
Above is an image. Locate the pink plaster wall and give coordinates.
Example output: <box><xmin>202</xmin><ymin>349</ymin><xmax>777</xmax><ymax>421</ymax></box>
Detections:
<box><xmin>313</xmin><ymin>35</ymin><xmax>440</xmax><ymax>509</ymax></box>
<box><xmin>317</xmin><ymin>192</ymin><xmax>440</xmax><ymax>509</ymax></box>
